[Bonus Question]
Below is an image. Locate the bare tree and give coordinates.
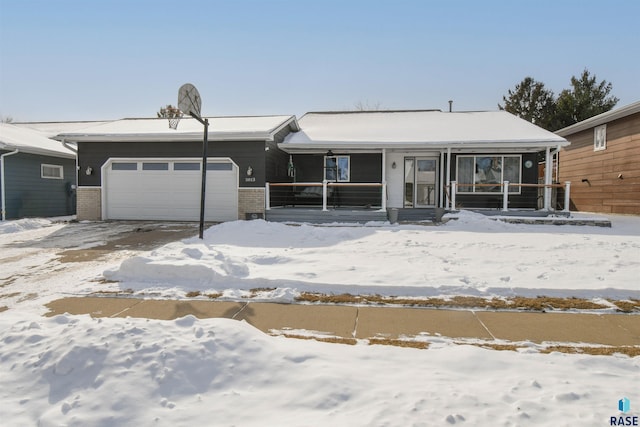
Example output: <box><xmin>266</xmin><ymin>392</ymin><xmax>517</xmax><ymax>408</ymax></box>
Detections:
<box><xmin>157</xmin><ymin>105</ymin><xmax>182</xmax><ymax>118</ymax></box>
<box><xmin>353</xmin><ymin>100</ymin><xmax>382</xmax><ymax>111</ymax></box>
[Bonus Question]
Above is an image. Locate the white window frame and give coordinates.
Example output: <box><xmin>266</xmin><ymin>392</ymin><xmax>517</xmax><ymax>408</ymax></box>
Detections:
<box><xmin>594</xmin><ymin>124</ymin><xmax>607</xmax><ymax>151</ymax></box>
<box><xmin>324</xmin><ymin>155</ymin><xmax>350</xmax><ymax>182</ymax></box>
<box><xmin>455</xmin><ymin>155</ymin><xmax>522</xmax><ymax>194</ymax></box>
<box><xmin>41</xmin><ymin>163</ymin><xmax>64</xmax><ymax>180</ymax></box>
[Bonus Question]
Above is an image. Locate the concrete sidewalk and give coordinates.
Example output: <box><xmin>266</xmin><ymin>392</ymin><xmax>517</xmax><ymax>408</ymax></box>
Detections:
<box><xmin>44</xmin><ymin>297</ymin><xmax>640</xmax><ymax>347</ymax></box>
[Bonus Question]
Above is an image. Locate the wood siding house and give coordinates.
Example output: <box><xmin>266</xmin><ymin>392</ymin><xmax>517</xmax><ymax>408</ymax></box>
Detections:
<box><xmin>0</xmin><ymin>123</ymin><xmax>77</xmax><ymax>220</ymax></box>
<box><xmin>556</xmin><ymin>101</ymin><xmax>640</xmax><ymax>215</ymax></box>
<box><xmin>54</xmin><ymin>116</ymin><xmax>299</xmax><ymax>221</ymax></box>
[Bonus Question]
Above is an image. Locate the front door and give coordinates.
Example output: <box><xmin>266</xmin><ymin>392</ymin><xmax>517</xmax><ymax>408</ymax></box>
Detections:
<box><xmin>404</xmin><ymin>157</ymin><xmax>438</xmax><ymax>208</ymax></box>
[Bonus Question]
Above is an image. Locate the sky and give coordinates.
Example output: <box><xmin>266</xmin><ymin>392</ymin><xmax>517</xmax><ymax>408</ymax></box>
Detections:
<box><xmin>1</xmin><ymin>0</ymin><xmax>639</xmax><ymax>122</ymax></box>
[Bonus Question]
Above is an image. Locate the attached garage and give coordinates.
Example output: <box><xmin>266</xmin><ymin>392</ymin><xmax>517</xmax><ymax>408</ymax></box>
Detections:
<box><xmin>102</xmin><ymin>157</ymin><xmax>238</xmax><ymax>221</ymax></box>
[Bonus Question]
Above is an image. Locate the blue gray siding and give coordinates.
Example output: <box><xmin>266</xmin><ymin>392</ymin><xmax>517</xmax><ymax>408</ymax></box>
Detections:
<box><xmin>1</xmin><ymin>151</ymin><xmax>76</xmax><ymax>219</ymax></box>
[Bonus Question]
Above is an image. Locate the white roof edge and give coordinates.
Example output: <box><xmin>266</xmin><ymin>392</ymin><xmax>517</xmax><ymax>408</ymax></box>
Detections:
<box><xmin>279</xmin><ymin>140</ymin><xmax>567</xmax><ymax>153</ymax></box>
<box><xmin>555</xmin><ymin>101</ymin><xmax>640</xmax><ymax>136</ymax></box>
<box><xmin>54</xmin><ymin>115</ymin><xmax>299</xmax><ymax>142</ymax></box>
<box><xmin>56</xmin><ymin>132</ymin><xmax>275</xmax><ymax>143</ymax></box>
<box><xmin>0</xmin><ymin>141</ymin><xmax>76</xmax><ymax>159</ymax></box>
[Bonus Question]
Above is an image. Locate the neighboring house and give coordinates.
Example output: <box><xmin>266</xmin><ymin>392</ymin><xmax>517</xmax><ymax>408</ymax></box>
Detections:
<box><xmin>275</xmin><ymin>110</ymin><xmax>569</xmax><ymax>221</ymax></box>
<box><xmin>556</xmin><ymin>101</ymin><xmax>640</xmax><ymax>215</ymax></box>
<box><xmin>54</xmin><ymin>116</ymin><xmax>299</xmax><ymax>221</ymax></box>
<box><xmin>0</xmin><ymin>123</ymin><xmax>77</xmax><ymax>220</ymax></box>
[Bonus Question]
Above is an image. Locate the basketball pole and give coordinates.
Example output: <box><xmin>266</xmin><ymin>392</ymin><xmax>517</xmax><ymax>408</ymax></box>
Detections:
<box><xmin>189</xmin><ymin>113</ymin><xmax>209</xmax><ymax>240</ymax></box>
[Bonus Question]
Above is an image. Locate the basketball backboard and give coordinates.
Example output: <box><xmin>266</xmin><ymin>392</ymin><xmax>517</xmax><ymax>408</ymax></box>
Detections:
<box><xmin>178</xmin><ymin>83</ymin><xmax>202</xmax><ymax>117</ymax></box>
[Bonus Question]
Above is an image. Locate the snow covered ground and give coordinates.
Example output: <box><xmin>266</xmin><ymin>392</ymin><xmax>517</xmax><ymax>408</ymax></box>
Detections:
<box><xmin>104</xmin><ymin>211</ymin><xmax>640</xmax><ymax>302</ymax></box>
<box><xmin>1</xmin><ymin>212</ymin><xmax>639</xmax><ymax>426</ymax></box>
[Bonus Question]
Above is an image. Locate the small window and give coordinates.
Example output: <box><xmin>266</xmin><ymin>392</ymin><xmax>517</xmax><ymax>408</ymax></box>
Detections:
<box><xmin>41</xmin><ymin>164</ymin><xmax>63</xmax><ymax>179</ymax></box>
<box><xmin>142</xmin><ymin>162</ymin><xmax>169</xmax><ymax>171</ymax></box>
<box><xmin>594</xmin><ymin>124</ymin><xmax>606</xmax><ymax>151</ymax></box>
<box><xmin>112</xmin><ymin>162</ymin><xmax>137</xmax><ymax>171</ymax></box>
<box><xmin>207</xmin><ymin>163</ymin><xmax>233</xmax><ymax>171</ymax></box>
<box><xmin>324</xmin><ymin>156</ymin><xmax>350</xmax><ymax>182</ymax></box>
<box><xmin>174</xmin><ymin>162</ymin><xmax>200</xmax><ymax>171</ymax></box>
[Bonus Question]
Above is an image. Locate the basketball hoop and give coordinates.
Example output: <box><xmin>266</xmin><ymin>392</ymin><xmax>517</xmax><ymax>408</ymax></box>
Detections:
<box><xmin>168</xmin><ymin>114</ymin><xmax>182</xmax><ymax>130</ymax></box>
<box><xmin>165</xmin><ymin>105</ymin><xmax>183</xmax><ymax>129</ymax></box>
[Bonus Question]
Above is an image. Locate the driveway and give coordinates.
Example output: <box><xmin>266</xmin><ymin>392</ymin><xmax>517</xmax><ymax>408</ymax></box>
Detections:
<box><xmin>0</xmin><ymin>221</ymin><xmax>199</xmax><ymax>312</ymax></box>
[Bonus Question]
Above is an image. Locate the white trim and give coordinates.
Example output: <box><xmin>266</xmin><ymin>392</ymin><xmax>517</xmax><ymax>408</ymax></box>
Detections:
<box><xmin>101</xmin><ymin>157</ymin><xmax>238</xmax><ymax>221</ymax></box>
<box><xmin>556</xmin><ymin>101</ymin><xmax>640</xmax><ymax>136</ymax></box>
<box><xmin>41</xmin><ymin>163</ymin><xmax>64</xmax><ymax>180</ymax></box>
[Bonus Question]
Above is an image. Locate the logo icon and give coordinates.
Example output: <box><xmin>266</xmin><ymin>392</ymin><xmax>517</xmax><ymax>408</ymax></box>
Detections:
<box><xmin>619</xmin><ymin>397</ymin><xmax>631</xmax><ymax>413</ymax></box>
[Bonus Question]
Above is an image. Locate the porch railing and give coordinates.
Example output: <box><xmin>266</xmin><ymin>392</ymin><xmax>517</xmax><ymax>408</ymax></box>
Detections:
<box><xmin>266</xmin><ymin>181</ymin><xmax>386</xmax><ymax>211</ymax></box>
<box><xmin>448</xmin><ymin>181</ymin><xmax>571</xmax><ymax>212</ymax></box>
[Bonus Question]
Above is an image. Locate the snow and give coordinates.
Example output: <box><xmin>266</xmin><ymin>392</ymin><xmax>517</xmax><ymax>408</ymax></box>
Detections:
<box><xmin>282</xmin><ymin>111</ymin><xmax>568</xmax><ymax>148</ymax></box>
<box><xmin>55</xmin><ymin>115</ymin><xmax>296</xmax><ymax>141</ymax></box>
<box><xmin>1</xmin><ymin>212</ymin><xmax>639</xmax><ymax>425</ymax></box>
<box><xmin>0</xmin><ymin>122</ymin><xmax>76</xmax><ymax>158</ymax></box>
<box><xmin>104</xmin><ymin>212</ymin><xmax>640</xmax><ymax>302</ymax></box>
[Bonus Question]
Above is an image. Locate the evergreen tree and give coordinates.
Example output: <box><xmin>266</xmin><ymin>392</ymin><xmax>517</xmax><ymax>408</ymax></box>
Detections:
<box><xmin>499</xmin><ymin>77</ymin><xmax>557</xmax><ymax>130</ymax></box>
<box><xmin>554</xmin><ymin>69</ymin><xmax>619</xmax><ymax>129</ymax></box>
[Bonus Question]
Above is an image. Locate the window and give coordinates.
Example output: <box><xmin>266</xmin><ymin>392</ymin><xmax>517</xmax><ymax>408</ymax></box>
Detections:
<box><xmin>456</xmin><ymin>155</ymin><xmax>521</xmax><ymax>193</ymax></box>
<box><xmin>112</xmin><ymin>162</ymin><xmax>137</xmax><ymax>171</ymax></box>
<box><xmin>594</xmin><ymin>124</ymin><xmax>606</xmax><ymax>151</ymax></box>
<box><xmin>142</xmin><ymin>162</ymin><xmax>169</xmax><ymax>171</ymax></box>
<box><xmin>207</xmin><ymin>163</ymin><xmax>233</xmax><ymax>171</ymax></box>
<box><xmin>174</xmin><ymin>162</ymin><xmax>200</xmax><ymax>171</ymax></box>
<box><xmin>41</xmin><ymin>164</ymin><xmax>63</xmax><ymax>179</ymax></box>
<box><xmin>324</xmin><ymin>156</ymin><xmax>349</xmax><ymax>182</ymax></box>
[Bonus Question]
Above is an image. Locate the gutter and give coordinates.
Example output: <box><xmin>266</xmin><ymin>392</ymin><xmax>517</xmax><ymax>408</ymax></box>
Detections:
<box><xmin>1</xmin><ymin>148</ymin><xmax>19</xmax><ymax>221</ymax></box>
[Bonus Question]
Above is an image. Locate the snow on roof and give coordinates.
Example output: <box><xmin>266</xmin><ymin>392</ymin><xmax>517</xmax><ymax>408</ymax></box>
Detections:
<box><xmin>555</xmin><ymin>100</ymin><xmax>640</xmax><ymax>136</ymax></box>
<box><xmin>12</xmin><ymin>121</ymin><xmax>114</xmax><ymax>138</ymax></box>
<box><xmin>281</xmin><ymin>110</ymin><xmax>568</xmax><ymax>151</ymax></box>
<box><xmin>55</xmin><ymin>116</ymin><xmax>299</xmax><ymax>142</ymax></box>
<box><xmin>0</xmin><ymin>123</ymin><xmax>76</xmax><ymax>158</ymax></box>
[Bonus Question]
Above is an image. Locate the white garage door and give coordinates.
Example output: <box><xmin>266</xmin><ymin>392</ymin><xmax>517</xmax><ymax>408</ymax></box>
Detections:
<box><xmin>103</xmin><ymin>158</ymin><xmax>238</xmax><ymax>221</ymax></box>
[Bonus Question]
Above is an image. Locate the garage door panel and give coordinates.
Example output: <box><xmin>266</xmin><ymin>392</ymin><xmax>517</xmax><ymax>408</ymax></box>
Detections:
<box><xmin>104</xmin><ymin>159</ymin><xmax>239</xmax><ymax>221</ymax></box>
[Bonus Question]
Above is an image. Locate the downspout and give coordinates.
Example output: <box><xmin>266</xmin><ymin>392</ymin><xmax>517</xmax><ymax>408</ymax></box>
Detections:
<box><xmin>1</xmin><ymin>148</ymin><xmax>20</xmax><ymax>221</ymax></box>
<box><xmin>61</xmin><ymin>139</ymin><xmax>78</xmax><ymax>216</ymax></box>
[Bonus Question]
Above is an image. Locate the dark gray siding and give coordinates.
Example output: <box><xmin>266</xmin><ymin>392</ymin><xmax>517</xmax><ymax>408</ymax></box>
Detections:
<box><xmin>290</xmin><ymin>153</ymin><xmax>383</xmax><ymax>206</ymax></box>
<box><xmin>265</xmin><ymin>126</ymin><xmax>295</xmax><ymax>183</ymax></box>
<box><xmin>2</xmin><ymin>152</ymin><xmax>76</xmax><ymax>219</ymax></box>
<box><xmin>78</xmin><ymin>140</ymin><xmax>266</xmax><ymax>187</ymax></box>
<box><xmin>451</xmin><ymin>152</ymin><xmax>539</xmax><ymax>209</ymax></box>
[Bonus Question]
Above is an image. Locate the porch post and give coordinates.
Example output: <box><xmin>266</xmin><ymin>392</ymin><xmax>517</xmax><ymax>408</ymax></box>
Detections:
<box><xmin>265</xmin><ymin>182</ymin><xmax>270</xmax><ymax>210</ymax></box>
<box><xmin>322</xmin><ymin>180</ymin><xmax>328</xmax><ymax>211</ymax></box>
<box><xmin>451</xmin><ymin>181</ymin><xmax>457</xmax><ymax>210</ymax></box>
<box><xmin>544</xmin><ymin>147</ymin><xmax>551</xmax><ymax>211</ymax></box>
<box><xmin>446</xmin><ymin>147</ymin><xmax>452</xmax><ymax>209</ymax></box>
<box><xmin>502</xmin><ymin>181</ymin><xmax>509</xmax><ymax>211</ymax></box>
<box><xmin>563</xmin><ymin>181</ymin><xmax>571</xmax><ymax>213</ymax></box>
<box><xmin>438</xmin><ymin>150</ymin><xmax>445</xmax><ymax>208</ymax></box>
<box><xmin>381</xmin><ymin>182</ymin><xmax>387</xmax><ymax>210</ymax></box>
<box><xmin>381</xmin><ymin>149</ymin><xmax>387</xmax><ymax>210</ymax></box>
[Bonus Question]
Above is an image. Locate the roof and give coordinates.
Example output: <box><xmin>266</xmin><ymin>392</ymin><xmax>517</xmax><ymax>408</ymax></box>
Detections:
<box><xmin>0</xmin><ymin>123</ymin><xmax>76</xmax><ymax>159</ymax></box>
<box><xmin>280</xmin><ymin>110</ymin><xmax>568</xmax><ymax>152</ymax></box>
<box><xmin>54</xmin><ymin>116</ymin><xmax>299</xmax><ymax>142</ymax></box>
<box><xmin>555</xmin><ymin>101</ymin><xmax>640</xmax><ymax>137</ymax></box>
